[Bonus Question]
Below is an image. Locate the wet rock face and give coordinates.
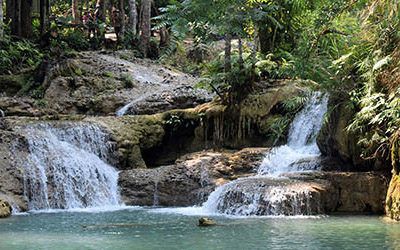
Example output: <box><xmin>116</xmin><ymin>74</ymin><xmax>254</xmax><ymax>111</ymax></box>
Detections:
<box><xmin>207</xmin><ymin>172</ymin><xmax>388</xmax><ymax>216</ymax></box>
<box><xmin>0</xmin><ymin>130</ymin><xmax>28</xmax><ymax>211</ymax></box>
<box><xmin>212</xmin><ymin>178</ymin><xmax>333</xmax><ymax>216</ymax></box>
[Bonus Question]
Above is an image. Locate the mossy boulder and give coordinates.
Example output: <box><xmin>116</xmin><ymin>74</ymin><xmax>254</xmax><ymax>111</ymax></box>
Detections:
<box><xmin>88</xmin><ymin>115</ymin><xmax>165</xmax><ymax>169</ymax></box>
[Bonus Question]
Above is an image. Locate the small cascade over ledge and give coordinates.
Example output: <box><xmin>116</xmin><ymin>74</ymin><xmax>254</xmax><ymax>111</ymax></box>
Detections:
<box><xmin>18</xmin><ymin>122</ymin><xmax>121</xmax><ymax>211</ymax></box>
<box><xmin>201</xmin><ymin>92</ymin><xmax>329</xmax><ymax>216</ymax></box>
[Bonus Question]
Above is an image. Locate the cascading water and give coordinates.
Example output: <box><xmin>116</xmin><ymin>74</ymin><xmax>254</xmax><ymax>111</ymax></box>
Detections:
<box><xmin>18</xmin><ymin>123</ymin><xmax>121</xmax><ymax>211</ymax></box>
<box><xmin>201</xmin><ymin>92</ymin><xmax>329</xmax><ymax>216</ymax></box>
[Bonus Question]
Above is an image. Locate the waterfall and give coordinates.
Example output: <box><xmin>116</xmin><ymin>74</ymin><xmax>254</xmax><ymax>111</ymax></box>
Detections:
<box><xmin>258</xmin><ymin>92</ymin><xmax>328</xmax><ymax>175</ymax></box>
<box><xmin>202</xmin><ymin>92</ymin><xmax>329</xmax><ymax>216</ymax></box>
<box><xmin>19</xmin><ymin>123</ymin><xmax>121</xmax><ymax>211</ymax></box>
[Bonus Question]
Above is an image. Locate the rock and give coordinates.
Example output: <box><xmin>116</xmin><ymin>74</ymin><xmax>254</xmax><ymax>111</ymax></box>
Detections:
<box><xmin>119</xmin><ymin>148</ymin><xmax>268</xmax><ymax>206</ymax></box>
<box><xmin>385</xmin><ymin>175</ymin><xmax>400</xmax><ymax>220</ymax></box>
<box><xmin>198</xmin><ymin>217</ymin><xmax>216</xmax><ymax>227</ymax></box>
<box><xmin>317</xmin><ymin>92</ymin><xmax>371</xmax><ymax>170</ymax></box>
<box><xmin>0</xmin><ymin>129</ymin><xmax>28</xmax><ymax>212</ymax></box>
<box><xmin>42</xmin><ymin>51</ymin><xmax>212</xmax><ymax>116</ymax></box>
<box><xmin>385</xmin><ymin>131</ymin><xmax>400</xmax><ymax>220</ymax></box>
<box><xmin>0</xmin><ymin>200</ymin><xmax>11</xmax><ymax>218</ymax></box>
<box><xmin>212</xmin><ymin>172</ymin><xmax>388</xmax><ymax>216</ymax></box>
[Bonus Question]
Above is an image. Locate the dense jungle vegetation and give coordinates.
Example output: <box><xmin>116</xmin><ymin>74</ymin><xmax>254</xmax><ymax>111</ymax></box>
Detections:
<box><xmin>0</xmin><ymin>0</ymin><xmax>399</xmax><ymax>168</ymax></box>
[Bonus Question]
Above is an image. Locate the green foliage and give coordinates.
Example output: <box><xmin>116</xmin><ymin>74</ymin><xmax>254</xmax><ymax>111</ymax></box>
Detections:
<box><xmin>120</xmin><ymin>73</ymin><xmax>135</xmax><ymax>88</ymax></box>
<box><xmin>0</xmin><ymin>36</ymin><xmax>44</xmax><ymax>74</ymax></box>
<box><xmin>103</xmin><ymin>71</ymin><xmax>114</xmax><ymax>78</ymax></box>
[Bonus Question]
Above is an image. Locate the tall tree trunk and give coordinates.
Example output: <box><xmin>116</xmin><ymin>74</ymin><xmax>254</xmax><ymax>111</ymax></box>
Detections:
<box><xmin>224</xmin><ymin>34</ymin><xmax>232</xmax><ymax>73</ymax></box>
<box><xmin>258</xmin><ymin>25</ymin><xmax>270</xmax><ymax>55</ymax></box>
<box><xmin>0</xmin><ymin>0</ymin><xmax>3</xmax><ymax>39</ymax></box>
<box><xmin>20</xmin><ymin>0</ymin><xmax>32</xmax><ymax>38</ymax></box>
<box><xmin>139</xmin><ymin>0</ymin><xmax>151</xmax><ymax>57</ymax></box>
<box><xmin>238</xmin><ymin>37</ymin><xmax>244</xmax><ymax>71</ymax></box>
<box><xmin>11</xmin><ymin>0</ymin><xmax>21</xmax><ymax>36</ymax></box>
<box><xmin>128</xmin><ymin>0</ymin><xmax>137</xmax><ymax>35</ymax></box>
<box><xmin>72</xmin><ymin>0</ymin><xmax>81</xmax><ymax>23</ymax></box>
<box><xmin>5</xmin><ymin>0</ymin><xmax>11</xmax><ymax>23</ymax></box>
<box><xmin>119</xmin><ymin>0</ymin><xmax>125</xmax><ymax>41</ymax></box>
<box><xmin>40</xmin><ymin>0</ymin><xmax>49</xmax><ymax>35</ymax></box>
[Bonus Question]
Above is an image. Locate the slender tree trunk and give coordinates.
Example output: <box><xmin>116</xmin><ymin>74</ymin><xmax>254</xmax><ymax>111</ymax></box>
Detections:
<box><xmin>0</xmin><ymin>0</ymin><xmax>3</xmax><ymax>39</ymax></box>
<box><xmin>11</xmin><ymin>0</ymin><xmax>21</xmax><ymax>36</ymax></box>
<box><xmin>5</xmin><ymin>0</ymin><xmax>11</xmax><ymax>23</ymax></box>
<box><xmin>119</xmin><ymin>0</ymin><xmax>125</xmax><ymax>40</ymax></box>
<box><xmin>238</xmin><ymin>37</ymin><xmax>244</xmax><ymax>71</ymax></box>
<box><xmin>20</xmin><ymin>0</ymin><xmax>32</xmax><ymax>38</ymax></box>
<box><xmin>128</xmin><ymin>0</ymin><xmax>137</xmax><ymax>35</ymax></box>
<box><xmin>72</xmin><ymin>0</ymin><xmax>81</xmax><ymax>23</ymax></box>
<box><xmin>258</xmin><ymin>25</ymin><xmax>269</xmax><ymax>54</ymax></box>
<box><xmin>224</xmin><ymin>34</ymin><xmax>232</xmax><ymax>73</ymax></box>
<box><xmin>139</xmin><ymin>0</ymin><xmax>151</xmax><ymax>57</ymax></box>
<box><xmin>40</xmin><ymin>0</ymin><xmax>49</xmax><ymax>35</ymax></box>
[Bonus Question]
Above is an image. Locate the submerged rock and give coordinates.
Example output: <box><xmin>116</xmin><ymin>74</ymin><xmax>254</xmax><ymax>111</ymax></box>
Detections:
<box><xmin>198</xmin><ymin>217</ymin><xmax>216</xmax><ymax>227</ymax></box>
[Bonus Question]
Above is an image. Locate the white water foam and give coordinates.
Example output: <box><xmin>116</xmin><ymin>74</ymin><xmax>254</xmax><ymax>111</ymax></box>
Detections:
<box><xmin>258</xmin><ymin>92</ymin><xmax>328</xmax><ymax>176</ymax></box>
<box><xmin>19</xmin><ymin>123</ymin><xmax>122</xmax><ymax>211</ymax></box>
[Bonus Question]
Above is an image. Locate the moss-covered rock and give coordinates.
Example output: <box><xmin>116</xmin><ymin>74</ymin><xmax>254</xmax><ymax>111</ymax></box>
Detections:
<box><xmin>87</xmin><ymin>115</ymin><xmax>165</xmax><ymax>169</ymax></box>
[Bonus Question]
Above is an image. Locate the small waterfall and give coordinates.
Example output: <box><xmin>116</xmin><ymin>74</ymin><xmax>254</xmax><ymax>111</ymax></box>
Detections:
<box><xmin>19</xmin><ymin>123</ymin><xmax>121</xmax><ymax>211</ymax></box>
<box><xmin>202</xmin><ymin>92</ymin><xmax>329</xmax><ymax>216</ymax></box>
<box><xmin>258</xmin><ymin>92</ymin><xmax>328</xmax><ymax>175</ymax></box>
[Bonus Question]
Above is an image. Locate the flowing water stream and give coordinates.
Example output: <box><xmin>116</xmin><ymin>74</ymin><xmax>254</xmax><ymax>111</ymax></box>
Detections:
<box><xmin>17</xmin><ymin>123</ymin><xmax>121</xmax><ymax>211</ymax></box>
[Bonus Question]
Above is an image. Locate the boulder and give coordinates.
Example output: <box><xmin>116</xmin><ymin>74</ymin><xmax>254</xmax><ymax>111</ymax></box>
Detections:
<box><xmin>0</xmin><ymin>200</ymin><xmax>11</xmax><ymax>218</ymax></box>
<box><xmin>204</xmin><ymin>172</ymin><xmax>389</xmax><ymax>216</ymax></box>
<box><xmin>198</xmin><ymin>217</ymin><xmax>216</xmax><ymax>227</ymax></box>
<box><xmin>119</xmin><ymin>148</ymin><xmax>268</xmax><ymax>206</ymax></box>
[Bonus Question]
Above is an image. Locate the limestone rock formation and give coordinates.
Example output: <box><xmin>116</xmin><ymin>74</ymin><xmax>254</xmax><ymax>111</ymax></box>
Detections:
<box><xmin>119</xmin><ymin>148</ymin><xmax>268</xmax><ymax>206</ymax></box>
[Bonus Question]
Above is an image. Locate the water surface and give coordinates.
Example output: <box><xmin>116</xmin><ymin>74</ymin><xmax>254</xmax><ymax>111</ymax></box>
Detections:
<box><xmin>0</xmin><ymin>208</ymin><xmax>399</xmax><ymax>250</ymax></box>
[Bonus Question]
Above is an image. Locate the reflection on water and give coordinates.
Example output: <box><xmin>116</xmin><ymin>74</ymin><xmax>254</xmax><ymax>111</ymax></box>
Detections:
<box><xmin>0</xmin><ymin>209</ymin><xmax>399</xmax><ymax>250</ymax></box>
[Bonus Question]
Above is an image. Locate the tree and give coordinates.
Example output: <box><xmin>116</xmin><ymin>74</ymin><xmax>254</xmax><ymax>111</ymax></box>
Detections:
<box><xmin>0</xmin><ymin>0</ymin><xmax>3</xmax><ymax>39</ymax></box>
<box><xmin>118</xmin><ymin>0</ymin><xmax>125</xmax><ymax>41</ymax></box>
<box><xmin>128</xmin><ymin>0</ymin><xmax>137</xmax><ymax>35</ymax></box>
<box><xmin>140</xmin><ymin>0</ymin><xmax>151</xmax><ymax>57</ymax></box>
<box><xmin>39</xmin><ymin>0</ymin><xmax>50</xmax><ymax>35</ymax></box>
<box><xmin>5</xmin><ymin>0</ymin><xmax>11</xmax><ymax>23</ymax></box>
<box><xmin>72</xmin><ymin>0</ymin><xmax>81</xmax><ymax>23</ymax></box>
<box><xmin>20</xmin><ymin>0</ymin><xmax>33</xmax><ymax>38</ymax></box>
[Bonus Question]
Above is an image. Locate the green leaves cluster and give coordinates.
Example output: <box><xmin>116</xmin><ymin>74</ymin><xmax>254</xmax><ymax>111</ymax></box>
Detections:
<box><xmin>0</xmin><ymin>36</ymin><xmax>43</xmax><ymax>74</ymax></box>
